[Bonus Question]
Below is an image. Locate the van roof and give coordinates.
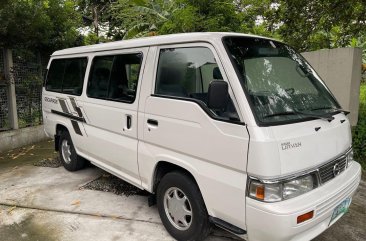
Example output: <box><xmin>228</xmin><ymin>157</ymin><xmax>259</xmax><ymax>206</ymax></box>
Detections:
<box><xmin>52</xmin><ymin>32</ymin><xmax>274</xmax><ymax>56</ymax></box>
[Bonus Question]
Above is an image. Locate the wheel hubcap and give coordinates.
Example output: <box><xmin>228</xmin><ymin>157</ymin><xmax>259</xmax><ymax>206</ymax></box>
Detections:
<box><xmin>61</xmin><ymin>139</ymin><xmax>72</xmax><ymax>164</ymax></box>
<box><xmin>164</xmin><ymin>187</ymin><xmax>193</xmax><ymax>231</ymax></box>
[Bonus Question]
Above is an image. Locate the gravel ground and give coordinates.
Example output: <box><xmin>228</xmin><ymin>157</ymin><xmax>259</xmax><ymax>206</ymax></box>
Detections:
<box><xmin>80</xmin><ymin>172</ymin><xmax>149</xmax><ymax>197</ymax></box>
<box><xmin>33</xmin><ymin>156</ymin><xmax>62</xmax><ymax>168</ymax></box>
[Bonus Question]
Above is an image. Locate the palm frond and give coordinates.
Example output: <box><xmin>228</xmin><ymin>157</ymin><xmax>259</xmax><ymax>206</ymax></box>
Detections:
<box><xmin>123</xmin><ymin>22</ymin><xmax>150</xmax><ymax>39</ymax></box>
<box><xmin>133</xmin><ymin>6</ymin><xmax>168</xmax><ymax>20</ymax></box>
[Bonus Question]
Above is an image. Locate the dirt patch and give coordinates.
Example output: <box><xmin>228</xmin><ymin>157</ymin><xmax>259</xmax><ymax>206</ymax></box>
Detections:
<box><xmin>33</xmin><ymin>157</ymin><xmax>62</xmax><ymax>168</ymax></box>
<box><xmin>80</xmin><ymin>172</ymin><xmax>149</xmax><ymax>197</ymax></box>
<box><xmin>0</xmin><ymin>212</ymin><xmax>59</xmax><ymax>241</ymax></box>
<box><xmin>0</xmin><ymin>140</ymin><xmax>56</xmax><ymax>170</ymax></box>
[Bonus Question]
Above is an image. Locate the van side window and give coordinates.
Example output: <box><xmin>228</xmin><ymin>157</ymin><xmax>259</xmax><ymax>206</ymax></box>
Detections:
<box><xmin>155</xmin><ymin>47</ymin><xmax>239</xmax><ymax>121</ymax></box>
<box><xmin>46</xmin><ymin>59</ymin><xmax>65</xmax><ymax>92</ymax></box>
<box><xmin>87</xmin><ymin>56</ymin><xmax>114</xmax><ymax>98</ymax></box>
<box><xmin>46</xmin><ymin>58</ymin><xmax>87</xmax><ymax>96</ymax></box>
<box><xmin>62</xmin><ymin>58</ymin><xmax>88</xmax><ymax>95</ymax></box>
<box><xmin>87</xmin><ymin>53</ymin><xmax>143</xmax><ymax>103</ymax></box>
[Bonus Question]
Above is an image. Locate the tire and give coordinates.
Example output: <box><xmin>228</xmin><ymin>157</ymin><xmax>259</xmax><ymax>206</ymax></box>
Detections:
<box><xmin>157</xmin><ymin>171</ymin><xmax>211</xmax><ymax>241</ymax></box>
<box><xmin>58</xmin><ymin>130</ymin><xmax>85</xmax><ymax>172</ymax></box>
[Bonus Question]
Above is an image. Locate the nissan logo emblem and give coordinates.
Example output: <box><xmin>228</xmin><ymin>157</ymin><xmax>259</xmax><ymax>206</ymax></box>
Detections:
<box><xmin>333</xmin><ymin>163</ymin><xmax>342</xmax><ymax>176</ymax></box>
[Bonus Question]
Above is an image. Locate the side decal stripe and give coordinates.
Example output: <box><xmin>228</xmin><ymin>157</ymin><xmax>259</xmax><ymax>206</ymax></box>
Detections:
<box><xmin>69</xmin><ymin>97</ymin><xmax>83</xmax><ymax>118</ymax></box>
<box><xmin>59</xmin><ymin>99</ymin><xmax>70</xmax><ymax>114</ymax></box>
<box><xmin>51</xmin><ymin>110</ymin><xmax>85</xmax><ymax>122</ymax></box>
<box><xmin>71</xmin><ymin>120</ymin><xmax>83</xmax><ymax>136</ymax></box>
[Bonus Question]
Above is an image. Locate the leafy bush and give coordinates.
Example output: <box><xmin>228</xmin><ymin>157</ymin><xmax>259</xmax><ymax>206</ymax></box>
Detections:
<box><xmin>352</xmin><ymin>83</ymin><xmax>366</xmax><ymax>169</ymax></box>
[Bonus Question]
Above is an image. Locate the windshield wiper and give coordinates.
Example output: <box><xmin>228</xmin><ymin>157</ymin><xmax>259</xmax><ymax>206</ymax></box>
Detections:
<box><xmin>263</xmin><ymin>110</ymin><xmax>335</xmax><ymax>121</ymax></box>
<box><xmin>263</xmin><ymin>111</ymin><xmax>299</xmax><ymax>118</ymax></box>
<box><xmin>310</xmin><ymin>107</ymin><xmax>350</xmax><ymax>115</ymax></box>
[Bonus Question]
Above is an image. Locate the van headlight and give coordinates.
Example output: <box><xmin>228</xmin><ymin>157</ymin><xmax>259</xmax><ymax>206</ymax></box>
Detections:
<box><xmin>248</xmin><ymin>173</ymin><xmax>318</xmax><ymax>202</ymax></box>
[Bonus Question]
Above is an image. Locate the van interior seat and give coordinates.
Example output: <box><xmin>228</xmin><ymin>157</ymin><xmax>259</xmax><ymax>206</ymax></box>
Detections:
<box><xmin>109</xmin><ymin>63</ymin><xmax>128</xmax><ymax>99</ymax></box>
<box><xmin>89</xmin><ymin>67</ymin><xmax>110</xmax><ymax>97</ymax></box>
<box><xmin>189</xmin><ymin>67</ymin><xmax>223</xmax><ymax>104</ymax></box>
<box><xmin>157</xmin><ymin>66</ymin><xmax>188</xmax><ymax>97</ymax></box>
<box><xmin>213</xmin><ymin>67</ymin><xmax>223</xmax><ymax>80</ymax></box>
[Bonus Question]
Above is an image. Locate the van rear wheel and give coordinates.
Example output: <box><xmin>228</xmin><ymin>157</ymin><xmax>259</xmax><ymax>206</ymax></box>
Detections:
<box><xmin>157</xmin><ymin>171</ymin><xmax>211</xmax><ymax>241</ymax></box>
<box><xmin>58</xmin><ymin>130</ymin><xmax>85</xmax><ymax>171</ymax></box>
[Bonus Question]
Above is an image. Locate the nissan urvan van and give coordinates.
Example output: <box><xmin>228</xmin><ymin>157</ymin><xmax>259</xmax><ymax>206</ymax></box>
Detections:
<box><xmin>42</xmin><ymin>32</ymin><xmax>362</xmax><ymax>241</ymax></box>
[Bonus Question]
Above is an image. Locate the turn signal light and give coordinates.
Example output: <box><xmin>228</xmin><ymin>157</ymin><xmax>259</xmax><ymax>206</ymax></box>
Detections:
<box><xmin>297</xmin><ymin>211</ymin><xmax>314</xmax><ymax>224</ymax></box>
<box><xmin>256</xmin><ymin>185</ymin><xmax>265</xmax><ymax>200</ymax></box>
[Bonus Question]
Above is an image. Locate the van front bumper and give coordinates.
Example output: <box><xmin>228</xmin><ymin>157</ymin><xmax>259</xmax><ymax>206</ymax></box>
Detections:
<box><xmin>246</xmin><ymin>162</ymin><xmax>362</xmax><ymax>241</ymax></box>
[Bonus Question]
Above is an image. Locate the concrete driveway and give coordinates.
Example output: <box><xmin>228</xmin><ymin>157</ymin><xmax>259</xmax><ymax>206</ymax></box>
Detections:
<box><xmin>0</xmin><ymin>140</ymin><xmax>365</xmax><ymax>241</ymax></box>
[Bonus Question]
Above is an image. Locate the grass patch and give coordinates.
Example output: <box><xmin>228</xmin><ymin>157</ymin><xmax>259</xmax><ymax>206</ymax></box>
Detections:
<box><xmin>352</xmin><ymin>82</ymin><xmax>366</xmax><ymax>169</ymax></box>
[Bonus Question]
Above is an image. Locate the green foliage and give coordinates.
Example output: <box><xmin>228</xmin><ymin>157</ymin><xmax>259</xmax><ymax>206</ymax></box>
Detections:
<box><xmin>111</xmin><ymin>0</ymin><xmax>242</xmax><ymax>38</ymax></box>
<box><xmin>111</xmin><ymin>0</ymin><xmax>177</xmax><ymax>39</ymax></box>
<box><xmin>158</xmin><ymin>5</ymin><xmax>200</xmax><ymax>34</ymax></box>
<box><xmin>0</xmin><ymin>0</ymin><xmax>83</xmax><ymax>52</ymax></box>
<box><xmin>349</xmin><ymin>36</ymin><xmax>366</xmax><ymax>65</ymax></box>
<box><xmin>352</xmin><ymin>83</ymin><xmax>366</xmax><ymax>169</ymax></box>
<box><xmin>161</xmin><ymin>0</ymin><xmax>241</xmax><ymax>34</ymax></box>
<box><xmin>83</xmin><ymin>33</ymin><xmax>100</xmax><ymax>45</ymax></box>
<box><xmin>278</xmin><ymin>0</ymin><xmax>366</xmax><ymax>51</ymax></box>
<box><xmin>77</xmin><ymin>0</ymin><xmax>118</xmax><ymax>42</ymax></box>
<box><xmin>235</xmin><ymin>0</ymin><xmax>282</xmax><ymax>39</ymax></box>
<box><xmin>16</xmin><ymin>72</ymin><xmax>43</xmax><ymax>128</ymax></box>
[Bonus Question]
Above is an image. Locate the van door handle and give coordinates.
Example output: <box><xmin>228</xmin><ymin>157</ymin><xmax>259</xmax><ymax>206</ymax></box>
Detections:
<box><xmin>147</xmin><ymin>119</ymin><xmax>158</xmax><ymax>126</ymax></box>
<box><xmin>126</xmin><ymin>115</ymin><xmax>132</xmax><ymax>129</ymax></box>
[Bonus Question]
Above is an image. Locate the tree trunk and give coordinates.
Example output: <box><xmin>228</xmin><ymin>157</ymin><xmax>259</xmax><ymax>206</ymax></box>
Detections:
<box><xmin>93</xmin><ymin>5</ymin><xmax>99</xmax><ymax>43</ymax></box>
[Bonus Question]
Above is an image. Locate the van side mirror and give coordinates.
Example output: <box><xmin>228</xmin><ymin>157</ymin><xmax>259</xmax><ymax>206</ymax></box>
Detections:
<box><xmin>207</xmin><ymin>80</ymin><xmax>229</xmax><ymax>111</ymax></box>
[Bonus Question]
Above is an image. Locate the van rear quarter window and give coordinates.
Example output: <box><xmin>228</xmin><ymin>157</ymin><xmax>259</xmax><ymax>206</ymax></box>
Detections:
<box><xmin>46</xmin><ymin>57</ymin><xmax>87</xmax><ymax>96</ymax></box>
<box><xmin>46</xmin><ymin>59</ymin><xmax>65</xmax><ymax>92</ymax></box>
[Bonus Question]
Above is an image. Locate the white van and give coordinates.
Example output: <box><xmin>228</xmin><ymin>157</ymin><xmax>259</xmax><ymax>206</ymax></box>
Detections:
<box><xmin>42</xmin><ymin>33</ymin><xmax>361</xmax><ymax>241</ymax></box>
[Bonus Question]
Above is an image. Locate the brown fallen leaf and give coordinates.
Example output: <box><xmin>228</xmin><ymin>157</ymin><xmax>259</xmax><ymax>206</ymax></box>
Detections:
<box><xmin>11</xmin><ymin>145</ymin><xmax>35</xmax><ymax>160</ymax></box>
<box><xmin>71</xmin><ymin>200</ymin><xmax>81</xmax><ymax>206</ymax></box>
<box><xmin>7</xmin><ymin>206</ymin><xmax>17</xmax><ymax>214</ymax></box>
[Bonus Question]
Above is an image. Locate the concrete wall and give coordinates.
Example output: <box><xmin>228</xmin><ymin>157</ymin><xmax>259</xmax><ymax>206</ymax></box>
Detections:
<box><xmin>0</xmin><ymin>125</ymin><xmax>48</xmax><ymax>153</ymax></box>
<box><xmin>302</xmin><ymin>48</ymin><xmax>363</xmax><ymax>126</ymax></box>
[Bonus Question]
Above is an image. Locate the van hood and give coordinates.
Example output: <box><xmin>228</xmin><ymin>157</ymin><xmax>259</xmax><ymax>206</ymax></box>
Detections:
<box><xmin>247</xmin><ymin>113</ymin><xmax>352</xmax><ymax>178</ymax></box>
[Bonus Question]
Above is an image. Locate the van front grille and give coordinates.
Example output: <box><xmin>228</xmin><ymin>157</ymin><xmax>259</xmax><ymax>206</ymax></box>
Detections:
<box><xmin>319</xmin><ymin>156</ymin><xmax>348</xmax><ymax>184</ymax></box>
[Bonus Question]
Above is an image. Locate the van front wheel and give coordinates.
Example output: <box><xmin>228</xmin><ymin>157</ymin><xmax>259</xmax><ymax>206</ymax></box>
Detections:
<box><xmin>157</xmin><ymin>171</ymin><xmax>211</xmax><ymax>241</ymax></box>
<box><xmin>58</xmin><ymin>130</ymin><xmax>85</xmax><ymax>171</ymax></box>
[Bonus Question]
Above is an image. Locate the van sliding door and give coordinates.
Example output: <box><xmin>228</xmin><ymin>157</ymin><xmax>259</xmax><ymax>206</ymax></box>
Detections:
<box><xmin>80</xmin><ymin>48</ymin><xmax>148</xmax><ymax>187</ymax></box>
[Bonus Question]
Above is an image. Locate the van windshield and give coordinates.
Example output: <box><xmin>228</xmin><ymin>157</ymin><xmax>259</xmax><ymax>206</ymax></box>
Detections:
<box><xmin>223</xmin><ymin>36</ymin><xmax>340</xmax><ymax>125</ymax></box>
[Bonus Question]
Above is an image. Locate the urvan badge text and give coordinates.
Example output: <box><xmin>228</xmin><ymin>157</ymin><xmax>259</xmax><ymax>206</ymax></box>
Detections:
<box><xmin>281</xmin><ymin>142</ymin><xmax>302</xmax><ymax>150</ymax></box>
<box><xmin>44</xmin><ymin>97</ymin><xmax>58</xmax><ymax>104</ymax></box>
